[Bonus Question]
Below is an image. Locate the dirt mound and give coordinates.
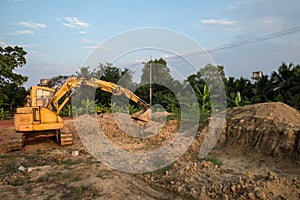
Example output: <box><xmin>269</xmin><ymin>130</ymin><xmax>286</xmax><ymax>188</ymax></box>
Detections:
<box><xmin>1</xmin><ymin>103</ymin><xmax>300</xmax><ymax>199</ymax></box>
<box><xmin>142</xmin><ymin>103</ymin><xmax>300</xmax><ymax>199</ymax></box>
<box><xmin>195</xmin><ymin>102</ymin><xmax>300</xmax><ymax>159</ymax></box>
<box><xmin>145</xmin><ymin>159</ymin><xmax>300</xmax><ymax>199</ymax></box>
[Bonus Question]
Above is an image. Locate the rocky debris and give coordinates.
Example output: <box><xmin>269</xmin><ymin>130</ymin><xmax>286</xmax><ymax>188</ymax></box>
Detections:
<box><xmin>1</xmin><ymin>102</ymin><xmax>300</xmax><ymax>199</ymax></box>
<box><xmin>18</xmin><ymin>165</ymin><xmax>26</xmax><ymax>173</ymax></box>
<box><xmin>71</xmin><ymin>150</ymin><xmax>79</xmax><ymax>156</ymax></box>
<box><xmin>195</xmin><ymin>102</ymin><xmax>300</xmax><ymax>159</ymax></box>
<box><xmin>144</xmin><ymin>159</ymin><xmax>300</xmax><ymax>199</ymax></box>
<box><xmin>141</xmin><ymin>102</ymin><xmax>300</xmax><ymax>199</ymax></box>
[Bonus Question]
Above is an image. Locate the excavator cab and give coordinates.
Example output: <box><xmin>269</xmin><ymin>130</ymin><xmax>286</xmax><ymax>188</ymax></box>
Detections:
<box><xmin>14</xmin><ymin>86</ymin><xmax>64</xmax><ymax>133</ymax></box>
<box><xmin>30</xmin><ymin>86</ymin><xmax>55</xmax><ymax>107</ymax></box>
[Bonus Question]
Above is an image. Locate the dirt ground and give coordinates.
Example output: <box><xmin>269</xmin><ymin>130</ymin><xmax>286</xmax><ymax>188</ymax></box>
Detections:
<box><xmin>0</xmin><ymin>102</ymin><xmax>299</xmax><ymax>199</ymax></box>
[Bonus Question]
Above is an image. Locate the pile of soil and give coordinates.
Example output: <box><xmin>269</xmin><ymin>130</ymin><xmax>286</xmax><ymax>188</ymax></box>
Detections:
<box><xmin>219</xmin><ymin>102</ymin><xmax>299</xmax><ymax>158</ymax></box>
<box><xmin>142</xmin><ymin>102</ymin><xmax>300</xmax><ymax>199</ymax></box>
<box><xmin>145</xmin><ymin>159</ymin><xmax>300</xmax><ymax>199</ymax></box>
<box><xmin>0</xmin><ymin>102</ymin><xmax>299</xmax><ymax>199</ymax></box>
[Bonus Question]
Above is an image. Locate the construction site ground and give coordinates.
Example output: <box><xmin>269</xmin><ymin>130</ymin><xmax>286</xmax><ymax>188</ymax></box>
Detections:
<box><xmin>0</xmin><ymin>102</ymin><xmax>299</xmax><ymax>199</ymax></box>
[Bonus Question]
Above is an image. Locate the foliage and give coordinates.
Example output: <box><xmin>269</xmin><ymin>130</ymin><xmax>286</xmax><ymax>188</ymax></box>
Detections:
<box><xmin>194</xmin><ymin>84</ymin><xmax>211</xmax><ymax>119</ymax></box>
<box><xmin>72</xmin><ymin>61</ymin><xmax>300</xmax><ymax>119</ymax></box>
<box><xmin>270</xmin><ymin>63</ymin><xmax>300</xmax><ymax>109</ymax></box>
<box><xmin>0</xmin><ymin>107</ymin><xmax>10</xmax><ymax>119</ymax></box>
<box><xmin>197</xmin><ymin>156</ymin><xmax>223</xmax><ymax>167</ymax></box>
<box><xmin>0</xmin><ymin>46</ymin><xmax>29</xmax><ymax>116</ymax></box>
<box><xmin>235</xmin><ymin>92</ymin><xmax>241</xmax><ymax>106</ymax></box>
<box><xmin>0</xmin><ymin>46</ymin><xmax>28</xmax><ymax>85</ymax></box>
<box><xmin>136</xmin><ymin>58</ymin><xmax>181</xmax><ymax>113</ymax></box>
<box><xmin>4</xmin><ymin>45</ymin><xmax>299</xmax><ymax>120</ymax></box>
<box><xmin>222</xmin><ymin>62</ymin><xmax>300</xmax><ymax>110</ymax></box>
<box><xmin>38</xmin><ymin>75</ymin><xmax>69</xmax><ymax>88</ymax></box>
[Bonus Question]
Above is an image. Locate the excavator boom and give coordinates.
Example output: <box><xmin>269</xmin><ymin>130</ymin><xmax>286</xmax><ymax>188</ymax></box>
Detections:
<box><xmin>44</xmin><ymin>77</ymin><xmax>150</xmax><ymax>121</ymax></box>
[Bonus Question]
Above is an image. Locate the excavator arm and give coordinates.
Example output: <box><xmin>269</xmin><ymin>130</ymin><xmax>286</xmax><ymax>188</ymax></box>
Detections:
<box><xmin>89</xmin><ymin>78</ymin><xmax>149</xmax><ymax>108</ymax></box>
<box><xmin>46</xmin><ymin>77</ymin><xmax>150</xmax><ymax>121</ymax></box>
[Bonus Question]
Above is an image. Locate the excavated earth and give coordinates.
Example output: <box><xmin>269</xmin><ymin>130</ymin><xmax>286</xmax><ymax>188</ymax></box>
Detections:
<box><xmin>0</xmin><ymin>102</ymin><xmax>299</xmax><ymax>199</ymax></box>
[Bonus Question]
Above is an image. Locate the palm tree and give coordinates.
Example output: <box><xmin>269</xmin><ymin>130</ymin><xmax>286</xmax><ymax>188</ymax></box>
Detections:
<box><xmin>271</xmin><ymin>63</ymin><xmax>292</xmax><ymax>96</ymax></box>
<box><xmin>225</xmin><ymin>76</ymin><xmax>253</xmax><ymax>107</ymax></box>
<box><xmin>252</xmin><ymin>75</ymin><xmax>272</xmax><ymax>103</ymax></box>
<box><xmin>271</xmin><ymin>63</ymin><xmax>300</xmax><ymax>109</ymax></box>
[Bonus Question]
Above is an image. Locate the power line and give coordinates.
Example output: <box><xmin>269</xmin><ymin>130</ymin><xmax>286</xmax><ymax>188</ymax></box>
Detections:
<box><xmin>122</xmin><ymin>26</ymin><xmax>300</xmax><ymax>69</ymax></box>
<box><xmin>165</xmin><ymin>26</ymin><xmax>300</xmax><ymax>60</ymax></box>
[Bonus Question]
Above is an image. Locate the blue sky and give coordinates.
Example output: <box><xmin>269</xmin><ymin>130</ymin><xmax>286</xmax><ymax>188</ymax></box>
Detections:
<box><xmin>1</xmin><ymin>0</ymin><xmax>300</xmax><ymax>87</ymax></box>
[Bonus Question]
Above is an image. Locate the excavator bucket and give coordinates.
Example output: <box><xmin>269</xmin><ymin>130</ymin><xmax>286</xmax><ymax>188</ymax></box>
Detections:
<box><xmin>131</xmin><ymin>108</ymin><xmax>151</xmax><ymax>122</ymax></box>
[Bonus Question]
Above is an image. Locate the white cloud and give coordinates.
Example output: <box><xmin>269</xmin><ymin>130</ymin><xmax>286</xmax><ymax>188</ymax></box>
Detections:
<box><xmin>12</xmin><ymin>30</ymin><xmax>34</xmax><ymax>35</ymax></box>
<box><xmin>202</xmin><ymin>19</ymin><xmax>236</xmax><ymax>25</ymax></box>
<box><xmin>0</xmin><ymin>40</ymin><xmax>6</xmax><ymax>47</ymax></box>
<box><xmin>19</xmin><ymin>21</ymin><xmax>47</xmax><ymax>29</ymax></box>
<box><xmin>18</xmin><ymin>43</ymin><xmax>42</xmax><ymax>48</ymax></box>
<box><xmin>228</xmin><ymin>5</ymin><xmax>237</xmax><ymax>10</ymax></box>
<box><xmin>83</xmin><ymin>45</ymin><xmax>107</xmax><ymax>50</ymax></box>
<box><xmin>83</xmin><ymin>45</ymin><xmax>99</xmax><ymax>49</ymax></box>
<box><xmin>62</xmin><ymin>17</ymin><xmax>90</xmax><ymax>33</ymax></box>
<box><xmin>27</xmin><ymin>50</ymin><xmax>42</xmax><ymax>56</ymax></box>
<box><xmin>237</xmin><ymin>0</ymin><xmax>266</xmax><ymax>4</ymax></box>
<box><xmin>81</xmin><ymin>38</ymin><xmax>95</xmax><ymax>43</ymax></box>
<box><xmin>79</xmin><ymin>30</ymin><xmax>87</xmax><ymax>34</ymax></box>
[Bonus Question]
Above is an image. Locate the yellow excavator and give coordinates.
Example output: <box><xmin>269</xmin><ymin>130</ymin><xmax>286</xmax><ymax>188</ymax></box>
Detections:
<box><xmin>9</xmin><ymin>77</ymin><xmax>151</xmax><ymax>151</ymax></box>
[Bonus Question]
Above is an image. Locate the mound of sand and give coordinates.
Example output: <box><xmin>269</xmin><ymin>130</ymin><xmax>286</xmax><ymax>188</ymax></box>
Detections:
<box><xmin>196</xmin><ymin>102</ymin><xmax>300</xmax><ymax>159</ymax></box>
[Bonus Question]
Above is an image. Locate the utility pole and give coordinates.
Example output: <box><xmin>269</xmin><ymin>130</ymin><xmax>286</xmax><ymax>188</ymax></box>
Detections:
<box><xmin>142</xmin><ymin>60</ymin><xmax>152</xmax><ymax>109</ymax></box>
<box><xmin>149</xmin><ymin>62</ymin><xmax>152</xmax><ymax>109</ymax></box>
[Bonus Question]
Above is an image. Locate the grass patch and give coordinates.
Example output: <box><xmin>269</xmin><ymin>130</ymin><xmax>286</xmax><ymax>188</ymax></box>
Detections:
<box><xmin>77</xmin><ymin>185</ymin><xmax>88</xmax><ymax>195</ymax></box>
<box><xmin>35</xmin><ymin>149</ymin><xmax>43</xmax><ymax>155</ymax></box>
<box><xmin>197</xmin><ymin>156</ymin><xmax>223</xmax><ymax>167</ymax></box>
<box><xmin>170</xmin><ymin>175</ymin><xmax>177</xmax><ymax>182</ymax></box>
<box><xmin>154</xmin><ymin>164</ymin><xmax>171</xmax><ymax>175</ymax></box>
<box><xmin>152</xmin><ymin>160</ymin><xmax>172</xmax><ymax>175</ymax></box>
<box><xmin>10</xmin><ymin>177</ymin><xmax>26</xmax><ymax>186</ymax></box>
<box><xmin>36</xmin><ymin>172</ymin><xmax>73</xmax><ymax>183</ymax></box>
<box><xmin>166</xmin><ymin>112</ymin><xmax>181</xmax><ymax>121</ymax></box>
<box><xmin>61</xmin><ymin>159</ymin><xmax>81</xmax><ymax>165</ymax></box>
<box><xmin>36</xmin><ymin>175</ymin><xmax>48</xmax><ymax>183</ymax></box>
<box><xmin>50</xmin><ymin>171</ymin><xmax>72</xmax><ymax>180</ymax></box>
<box><xmin>72</xmin><ymin>175</ymin><xmax>82</xmax><ymax>182</ymax></box>
<box><xmin>0</xmin><ymin>154</ymin><xmax>9</xmax><ymax>159</ymax></box>
<box><xmin>1</xmin><ymin>160</ymin><xmax>17</xmax><ymax>175</ymax></box>
<box><xmin>96</xmin><ymin>173</ymin><xmax>106</xmax><ymax>179</ymax></box>
<box><xmin>62</xmin><ymin>185</ymin><xmax>99</xmax><ymax>199</ymax></box>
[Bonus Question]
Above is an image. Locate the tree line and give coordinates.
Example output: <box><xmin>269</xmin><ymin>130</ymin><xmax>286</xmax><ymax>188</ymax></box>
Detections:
<box><xmin>0</xmin><ymin>45</ymin><xmax>299</xmax><ymax>119</ymax></box>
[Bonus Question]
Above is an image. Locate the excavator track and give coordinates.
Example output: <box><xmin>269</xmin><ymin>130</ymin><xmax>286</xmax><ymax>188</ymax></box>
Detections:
<box><xmin>7</xmin><ymin>132</ymin><xmax>25</xmax><ymax>152</ymax></box>
<box><xmin>57</xmin><ymin>129</ymin><xmax>73</xmax><ymax>146</ymax></box>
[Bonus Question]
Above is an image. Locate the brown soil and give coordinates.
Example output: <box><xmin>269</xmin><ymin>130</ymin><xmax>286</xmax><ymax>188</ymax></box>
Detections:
<box><xmin>0</xmin><ymin>102</ymin><xmax>299</xmax><ymax>199</ymax></box>
<box><xmin>0</xmin><ymin>119</ymin><xmax>14</xmax><ymax>128</ymax></box>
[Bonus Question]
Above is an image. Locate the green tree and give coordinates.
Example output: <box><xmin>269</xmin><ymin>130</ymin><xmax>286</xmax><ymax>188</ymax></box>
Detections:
<box><xmin>39</xmin><ymin>75</ymin><xmax>69</xmax><ymax>88</ymax></box>
<box><xmin>91</xmin><ymin>63</ymin><xmax>135</xmax><ymax>107</ymax></box>
<box><xmin>0</xmin><ymin>46</ymin><xmax>29</xmax><ymax>116</ymax></box>
<box><xmin>137</xmin><ymin>58</ymin><xmax>180</xmax><ymax>111</ymax></box>
<box><xmin>76</xmin><ymin>66</ymin><xmax>92</xmax><ymax>79</ymax></box>
<box><xmin>0</xmin><ymin>46</ymin><xmax>28</xmax><ymax>85</ymax></box>
<box><xmin>188</xmin><ymin>64</ymin><xmax>227</xmax><ymax>113</ymax></box>
<box><xmin>271</xmin><ymin>62</ymin><xmax>300</xmax><ymax>109</ymax></box>
<box><xmin>252</xmin><ymin>75</ymin><xmax>272</xmax><ymax>103</ymax></box>
<box><xmin>225</xmin><ymin>76</ymin><xmax>253</xmax><ymax>107</ymax></box>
